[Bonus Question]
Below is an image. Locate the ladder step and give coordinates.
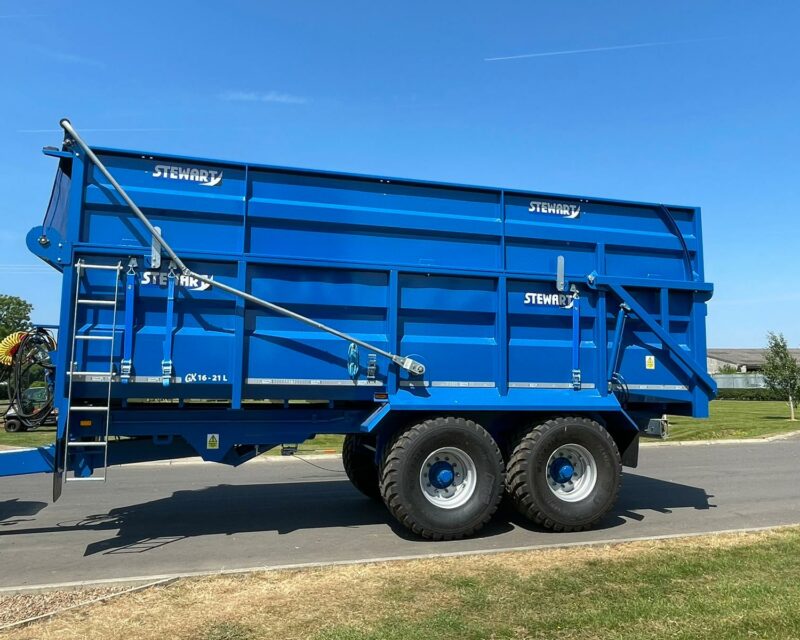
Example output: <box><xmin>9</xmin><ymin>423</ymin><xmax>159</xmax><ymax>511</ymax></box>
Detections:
<box><xmin>77</xmin><ymin>299</ymin><xmax>116</xmax><ymax>306</ymax></box>
<box><xmin>75</xmin><ymin>335</ymin><xmax>114</xmax><ymax>341</ymax></box>
<box><xmin>78</xmin><ymin>263</ymin><xmax>121</xmax><ymax>271</ymax></box>
<box><xmin>67</xmin><ymin>441</ymin><xmax>108</xmax><ymax>447</ymax></box>
<box><xmin>69</xmin><ymin>406</ymin><xmax>109</xmax><ymax>412</ymax></box>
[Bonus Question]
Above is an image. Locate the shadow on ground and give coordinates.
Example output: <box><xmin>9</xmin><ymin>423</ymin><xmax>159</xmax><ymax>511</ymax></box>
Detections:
<box><xmin>0</xmin><ymin>499</ymin><xmax>48</xmax><ymax>526</ymax></box>
<box><xmin>0</xmin><ymin>473</ymin><xmax>713</xmax><ymax>555</ymax></box>
<box><xmin>505</xmin><ymin>472</ymin><xmax>714</xmax><ymax>533</ymax></box>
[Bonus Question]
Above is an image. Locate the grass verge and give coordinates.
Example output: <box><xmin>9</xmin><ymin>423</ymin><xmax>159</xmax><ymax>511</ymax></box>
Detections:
<box><xmin>668</xmin><ymin>400</ymin><xmax>800</xmax><ymax>441</ymax></box>
<box><xmin>4</xmin><ymin>527</ymin><xmax>800</xmax><ymax>639</ymax></box>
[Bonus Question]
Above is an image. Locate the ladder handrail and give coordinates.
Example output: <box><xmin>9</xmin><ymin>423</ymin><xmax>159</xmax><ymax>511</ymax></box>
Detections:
<box><xmin>58</xmin><ymin>119</ymin><xmax>425</xmax><ymax>377</ymax></box>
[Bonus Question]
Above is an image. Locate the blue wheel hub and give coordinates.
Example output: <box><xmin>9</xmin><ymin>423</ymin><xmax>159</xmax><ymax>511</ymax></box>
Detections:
<box><xmin>428</xmin><ymin>460</ymin><xmax>455</xmax><ymax>489</ymax></box>
<box><xmin>549</xmin><ymin>457</ymin><xmax>575</xmax><ymax>484</ymax></box>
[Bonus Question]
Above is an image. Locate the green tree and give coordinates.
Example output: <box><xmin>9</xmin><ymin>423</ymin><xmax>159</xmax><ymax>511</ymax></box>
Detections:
<box><xmin>0</xmin><ymin>295</ymin><xmax>32</xmax><ymax>342</ymax></box>
<box><xmin>762</xmin><ymin>332</ymin><xmax>800</xmax><ymax>421</ymax></box>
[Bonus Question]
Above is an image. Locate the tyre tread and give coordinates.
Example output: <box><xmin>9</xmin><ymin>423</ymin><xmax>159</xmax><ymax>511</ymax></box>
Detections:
<box><xmin>379</xmin><ymin>416</ymin><xmax>503</xmax><ymax>541</ymax></box>
<box><xmin>506</xmin><ymin>416</ymin><xmax>622</xmax><ymax>532</ymax></box>
<box><xmin>342</xmin><ymin>434</ymin><xmax>381</xmax><ymax>500</ymax></box>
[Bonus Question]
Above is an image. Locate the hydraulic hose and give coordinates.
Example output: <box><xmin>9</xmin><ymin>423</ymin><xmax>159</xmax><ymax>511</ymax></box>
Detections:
<box><xmin>58</xmin><ymin>119</ymin><xmax>425</xmax><ymax>376</ymax></box>
<box><xmin>0</xmin><ymin>331</ymin><xmax>26</xmax><ymax>367</ymax></box>
<box><xmin>2</xmin><ymin>328</ymin><xmax>57</xmax><ymax>428</ymax></box>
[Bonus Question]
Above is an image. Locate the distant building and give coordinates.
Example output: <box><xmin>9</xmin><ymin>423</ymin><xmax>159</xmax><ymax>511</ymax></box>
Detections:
<box><xmin>707</xmin><ymin>348</ymin><xmax>800</xmax><ymax>373</ymax></box>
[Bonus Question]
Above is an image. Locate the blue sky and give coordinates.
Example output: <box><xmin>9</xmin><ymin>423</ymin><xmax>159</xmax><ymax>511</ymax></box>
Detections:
<box><xmin>1</xmin><ymin>1</ymin><xmax>798</xmax><ymax>347</ymax></box>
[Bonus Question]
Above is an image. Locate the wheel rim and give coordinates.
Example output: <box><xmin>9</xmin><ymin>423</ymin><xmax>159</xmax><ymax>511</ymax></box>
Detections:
<box><xmin>545</xmin><ymin>443</ymin><xmax>597</xmax><ymax>502</ymax></box>
<box><xmin>418</xmin><ymin>446</ymin><xmax>477</xmax><ymax>509</ymax></box>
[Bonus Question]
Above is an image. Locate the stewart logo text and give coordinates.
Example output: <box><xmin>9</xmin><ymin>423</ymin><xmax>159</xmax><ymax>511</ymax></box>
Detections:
<box><xmin>528</xmin><ymin>200</ymin><xmax>580</xmax><ymax>219</ymax></box>
<box><xmin>152</xmin><ymin>164</ymin><xmax>223</xmax><ymax>187</ymax></box>
<box><xmin>524</xmin><ymin>292</ymin><xmax>573</xmax><ymax>307</ymax></box>
<box><xmin>140</xmin><ymin>271</ymin><xmax>213</xmax><ymax>292</ymax></box>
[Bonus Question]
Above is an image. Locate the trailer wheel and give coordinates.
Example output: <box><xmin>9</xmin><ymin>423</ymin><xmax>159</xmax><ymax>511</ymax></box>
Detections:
<box><xmin>4</xmin><ymin>418</ymin><xmax>26</xmax><ymax>433</ymax></box>
<box><xmin>342</xmin><ymin>434</ymin><xmax>381</xmax><ymax>500</ymax></box>
<box><xmin>507</xmin><ymin>417</ymin><xmax>621</xmax><ymax>532</ymax></box>
<box><xmin>380</xmin><ymin>417</ymin><xmax>504</xmax><ymax>540</ymax></box>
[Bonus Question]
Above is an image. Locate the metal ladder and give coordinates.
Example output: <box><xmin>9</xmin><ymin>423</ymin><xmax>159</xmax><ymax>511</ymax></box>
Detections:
<box><xmin>64</xmin><ymin>260</ymin><xmax>122</xmax><ymax>483</ymax></box>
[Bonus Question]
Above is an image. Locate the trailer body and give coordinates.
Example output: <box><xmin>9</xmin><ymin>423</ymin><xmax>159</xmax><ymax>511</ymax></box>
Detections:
<box><xmin>3</xmin><ymin>134</ymin><xmax>714</xmax><ymax>536</ymax></box>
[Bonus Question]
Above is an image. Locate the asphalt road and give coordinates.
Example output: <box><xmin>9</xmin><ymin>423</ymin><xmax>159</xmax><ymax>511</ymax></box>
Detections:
<box><xmin>1</xmin><ymin>439</ymin><xmax>799</xmax><ymax>590</ymax></box>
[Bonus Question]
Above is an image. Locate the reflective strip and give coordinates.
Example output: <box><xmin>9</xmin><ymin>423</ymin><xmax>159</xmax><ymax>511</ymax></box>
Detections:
<box><xmin>131</xmin><ymin>375</ymin><xmax>184</xmax><ymax>384</ymax></box>
<box><xmin>432</xmin><ymin>381</ymin><xmax>495</xmax><ymax>388</ymax></box>
<box><xmin>509</xmin><ymin>382</ymin><xmax>597</xmax><ymax>389</ymax></box>
<box><xmin>399</xmin><ymin>381</ymin><xmax>496</xmax><ymax>388</ymax></box>
<box><xmin>627</xmin><ymin>384</ymin><xmax>688</xmax><ymax>391</ymax></box>
<box><xmin>69</xmin><ymin>372</ymin><xmax>113</xmax><ymax>382</ymax></box>
<box><xmin>246</xmin><ymin>378</ymin><xmax>384</xmax><ymax>386</ymax></box>
<box><xmin>67</xmin><ymin>371</ymin><xmax>183</xmax><ymax>384</ymax></box>
<box><xmin>70</xmin><ymin>373</ymin><xmax>183</xmax><ymax>383</ymax></box>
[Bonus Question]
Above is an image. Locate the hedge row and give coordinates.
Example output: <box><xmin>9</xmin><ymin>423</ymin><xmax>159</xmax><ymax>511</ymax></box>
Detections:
<box><xmin>715</xmin><ymin>388</ymin><xmax>787</xmax><ymax>401</ymax></box>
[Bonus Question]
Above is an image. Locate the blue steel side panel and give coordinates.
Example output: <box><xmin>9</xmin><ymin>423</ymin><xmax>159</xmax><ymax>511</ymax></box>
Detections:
<box><xmin>245</xmin><ymin>264</ymin><xmax>390</xmax><ymax>390</ymax></box>
<box><xmin>247</xmin><ymin>170</ymin><xmax>503</xmax><ymax>271</ymax></box>
<box><xmin>507</xmin><ymin>280</ymin><xmax>597</xmax><ymax>388</ymax></box>
<box><xmin>504</xmin><ymin>193</ymin><xmax>699</xmax><ymax>281</ymax></box>
<box><xmin>73</xmin><ymin>257</ymin><xmax>238</xmax><ymax>390</ymax></box>
<box><xmin>28</xmin><ymin>144</ymin><xmax>714</xmax><ymax>447</ymax></box>
<box><xmin>82</xmin><ymin>153</ymin><xmax>246</xmax><ymax>256</ymax></box>
<box><xmin>398</xmin><ymin>274</ymin><xmax>497</xmax><ymax>387</ymax></box>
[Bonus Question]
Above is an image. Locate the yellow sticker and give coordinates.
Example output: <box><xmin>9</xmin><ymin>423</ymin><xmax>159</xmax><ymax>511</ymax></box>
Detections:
<box><xmin>645</xmin><ymin>355</ymin><xmax>656</xmax><ymax>370</ymax></box>
<box><xmin>207</xmin><ymin>433</ymin><xmax>219</xmax><ymax>450</ymax></box>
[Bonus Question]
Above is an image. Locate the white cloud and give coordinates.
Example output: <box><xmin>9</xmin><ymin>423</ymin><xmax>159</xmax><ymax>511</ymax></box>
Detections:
<box><xmin>219</xmin><ymin>90</ymin><xmax>308</xmax><ymax>105</ymax></box>
<box><xmin>24</xmin><ymin>44</ymin><xmax>105</xmax><ymax>68</ymax></box>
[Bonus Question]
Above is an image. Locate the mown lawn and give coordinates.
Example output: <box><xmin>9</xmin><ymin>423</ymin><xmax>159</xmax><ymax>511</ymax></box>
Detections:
<box><xmin>6</xmin><ymin>527</ymin><xmax>800</xmax><ymax>639</ymax></box>
<box><xmin>668</xmin><ymin>400</ymin><xmax>799</xmax><ymax>441</ymax></box>
<box><xmin>0</xmin><ymin>425</ymin><xmax>56</xmax><ymax>449</ymax></box>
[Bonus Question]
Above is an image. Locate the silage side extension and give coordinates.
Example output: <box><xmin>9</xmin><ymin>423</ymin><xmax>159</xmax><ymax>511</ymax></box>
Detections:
<box><xmin>0</xmin><ymin>120</ymin><xmax>715</xmax><ymax>539</ymax></box>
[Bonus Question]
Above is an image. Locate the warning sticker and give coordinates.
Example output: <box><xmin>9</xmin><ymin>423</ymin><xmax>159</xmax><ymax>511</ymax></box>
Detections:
<box><xmin>207</xmin><ymin>433</ymin><xmax>219</xmax><ymax>450</ymax></box>
<box><xmin>645</xmin><ymin>356</ymin><xmax>656</xmax><ymax>370</ymax></box>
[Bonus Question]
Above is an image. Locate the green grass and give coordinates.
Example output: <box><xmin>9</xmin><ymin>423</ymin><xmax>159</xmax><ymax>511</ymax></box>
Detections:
<box><xmin>669</xmin><ymin>400</ymin><xmax>800</xmax><ymax>441</ymax></box>
<box><xmin>310</xmin><ymin>528</ymin><xmax>800</xmax><ymax>640</ymax></box>
<box><xmin>199</xmin><ymin>622</ymin><xmax>258</xmax><ymax>640</ymax></box>
<box><xmin>0</xmin><ymin>424</ymin><xmax>57</xmax><ymax>448</ymax></box>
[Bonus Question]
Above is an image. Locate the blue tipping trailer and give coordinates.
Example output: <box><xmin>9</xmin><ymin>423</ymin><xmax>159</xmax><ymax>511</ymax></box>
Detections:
<box><xmin>1</xmin><ymin>120</ymin><xmax>715</xmax><ymax>539</ymax></box>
